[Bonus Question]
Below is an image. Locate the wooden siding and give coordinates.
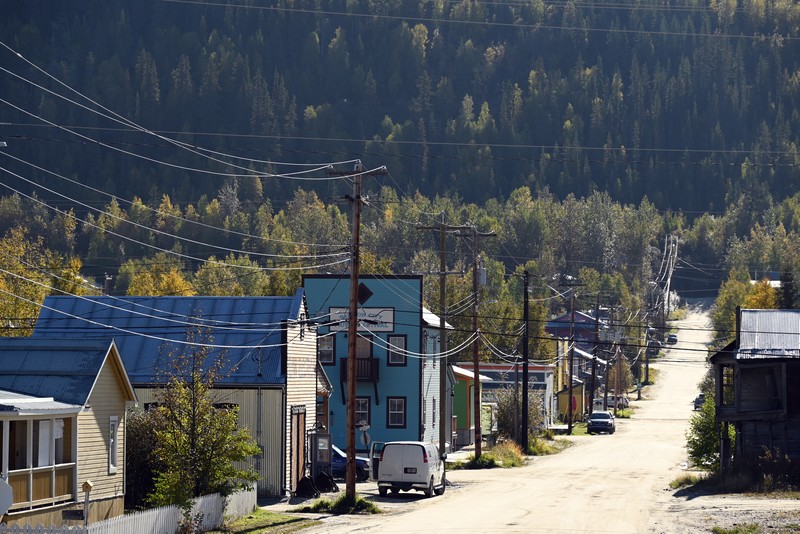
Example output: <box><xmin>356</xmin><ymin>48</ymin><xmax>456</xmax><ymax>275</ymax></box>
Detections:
<box><xmin>421</xmin><ymin>331</ymin><xmax>440</xmax><ymax>445</ymax></box>
<box><xmin>284</xmin><ymin>322</ymin><xmax>317</xmax><ymax>490</ymax></box>
<box><xmin>739</xmin><ymin>365</ymin><xmax>783</xmax><ymax>412</ymax></box>
<box><xmin>738</xmin><ymin>417</ymin><xmax>800</xmax><ymax>459</ymax></box>
<box><xmin>135</xmin><ymin>387</ymin><xmax>285</xmax><ymax>497</ymax></box>
<box><xmin>77</xmin><ymin>358</ymin><xmax>128</xmax><ymax>503</ymax></box>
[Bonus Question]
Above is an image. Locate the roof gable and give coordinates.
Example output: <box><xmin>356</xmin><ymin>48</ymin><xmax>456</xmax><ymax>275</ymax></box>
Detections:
<box><xmin>33</xmin><ymin>291</ymin><xmax>307</xmax><ymax>386</ymax></box>
<box><xmin>0</xmin><ymin>338</ymin><xmax>120</xmax><ymax>405</ymax></box>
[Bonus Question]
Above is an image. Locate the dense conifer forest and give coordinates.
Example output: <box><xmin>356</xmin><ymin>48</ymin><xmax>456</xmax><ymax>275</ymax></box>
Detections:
<box><xmin>2</xmin><ymin>1</ymin><xmax>800</xmax><ymax>350</ymax></box>
<box><xmin>3</xmin><ymin>1</ymin><xmax>800</xmax><ymax>210</ymax></box>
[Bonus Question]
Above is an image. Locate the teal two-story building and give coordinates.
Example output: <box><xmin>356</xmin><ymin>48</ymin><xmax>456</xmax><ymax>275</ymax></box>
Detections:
<box><xmin>303</xmin><ymin>274</ymin><xmax>452</xmax><ymax>452</ymax></box>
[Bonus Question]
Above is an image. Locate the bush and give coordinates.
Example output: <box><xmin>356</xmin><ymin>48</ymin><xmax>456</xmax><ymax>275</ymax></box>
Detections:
<box><xmin>493</xmin><ymin>386</ymin><xmax>544</xmax><ymax>442</ymax></box>
<box><xmin>686</xmin><ymin>393</ymin><xmax>734</xmax><ymax>470</ymax></box>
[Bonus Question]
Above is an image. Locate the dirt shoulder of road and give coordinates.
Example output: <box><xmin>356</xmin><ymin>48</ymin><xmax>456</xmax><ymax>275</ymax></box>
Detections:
<box><xmin>649</xmin><ymin>484</ymin><xmax>800</xmax><ymax>534</ymax></box>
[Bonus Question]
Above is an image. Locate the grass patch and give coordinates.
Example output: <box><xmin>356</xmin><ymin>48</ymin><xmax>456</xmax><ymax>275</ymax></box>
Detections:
<box><xmin>528</xmin><ymin>435</ymin><xmax>572</xmax><ymax>456</ymax></box>
<box><xmin>463</xmin><ymin>453</ymin><xmax>498</xmax><ymax>469</ymax></box>
<box><xmin>669</xmin><ymin>308</ymin><xmax>687</xmax><ymax>321</ymax></box>
<box><xmin>488</xmin><ymin>440</ymin><xmax>527</xmax><ymax>467</ymax></box>
<box><xmin>293</xmin><ymin>493</ymin><xmax>381</xmax><ymax>515</ymax></box>
<box><xmin>643</xmin><ymin>367</ymin><xmax>660</xmax><ymax>386</ymax></box>
<box><xmin>669</xmin><ymin>472</ymin><xmax>704</xmax><ymax>489</ymax></box>
<box><xmin>613</xmin><ymin>408</ymin><xmax>633</xmax><ymax>419</ymax></box>
<box><xmin>209</xmin><ymin>508</ymin><xmax>316</xmax><ymax>533</ymax></box>
<box><xmin>710</xmin><ymin>525</ymin><xmax>760</xmax><ymax>534</ymax></box>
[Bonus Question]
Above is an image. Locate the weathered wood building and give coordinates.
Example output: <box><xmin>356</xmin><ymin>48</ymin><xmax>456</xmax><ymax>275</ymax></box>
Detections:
<box><xmin>710</xmin><ymin>308</ymin><xmax>800</xmax><ymax>466</ymax></box>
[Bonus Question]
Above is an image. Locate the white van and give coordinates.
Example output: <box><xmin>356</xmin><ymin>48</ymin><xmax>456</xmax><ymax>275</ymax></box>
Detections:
<box><xmin>371</xmin><ymin>441</ymin><xmax>446</xmax><ymax>497</ymax></box>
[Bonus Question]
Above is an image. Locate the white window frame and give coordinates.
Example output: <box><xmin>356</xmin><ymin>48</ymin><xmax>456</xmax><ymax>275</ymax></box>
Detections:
<box><xmin>387</xmin><ymin>335</ymin><xmax>407</xmax><ymax>366</ymax></box>
<box><xmin>387</xmin><ymin>397</ymin><xmax>406</xmax><ymax>428</ymax></box>
<box><xmin>109</xmin><ymin>416</ymin><xmax>119</xmax><ymax>474</ymax></box>
<box><xmin>318</xmin><ymin>335</ymin><xmax>335</xmax><ymax>365</ymax></box>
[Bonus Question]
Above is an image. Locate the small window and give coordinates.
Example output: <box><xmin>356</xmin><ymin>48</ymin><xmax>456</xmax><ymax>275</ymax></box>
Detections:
<box><xmin>387</xmin><ymin>335</ymin><xmax>407</xmax><ymax>366</ymax></box>
<box><xmin>318</xmin><ymin>335</ymin><xmax>335</xmax><ymax>365</ymax></box>
<box><xmin>432</xmin><ymin>397</ymin><xmax>437</xmax><ymax>426</ymax></box>
<box><xmin>387</xmin><ymin>397</ymin><xmax>406</xmax><ymax>428</ymax></box>
<box><xmin>355</xmin><ymin>397</ymin><xmax>370</xmax><ymax>427</ymax></box>
<box><xmin>109</xmin><ymin>416</ymin><xmax>119</xmax><ymax>474</ymax></box>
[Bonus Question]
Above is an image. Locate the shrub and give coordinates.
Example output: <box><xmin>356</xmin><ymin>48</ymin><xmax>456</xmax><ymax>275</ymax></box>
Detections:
<box><xmin>686</xmin><ymin>393</ymin><xmax>733</xmax><ymax>470</ymax></box>
<box><xmin>492</xmin><ymin>386</ymin><xmax>544</xmax><ymax>441</ymax></box>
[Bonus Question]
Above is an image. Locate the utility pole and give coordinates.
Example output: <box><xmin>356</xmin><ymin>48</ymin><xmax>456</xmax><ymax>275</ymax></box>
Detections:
<box><xmin>416</xmin><ymin>217</ymin><xmax>470</xmax><ymax>458</ymax></box>
<box><xmin>463</xmin><ymin>225</ymin><xmax>495</xmax><ymax>459</ymax></box>
<box><xmin>589</xmin><ymin>294</ymin><xmax>600</xmax><ymax>415</ymax></box>
<box><xmin>345</xmin><ymin>163</ymin><xmax>363</xmax><ymax>502</ymax></box>
<box><xmin>329</xmin><ymin>161</ymin><xmax>386</xmax><ymax>502</ymax></box>
<box><xmin>521</xmin><ymin>270</ymin><xmax>530</xmax><ymax>451</ymax></box>
<box><xmin>559</xmin><ymin>278</ymin><xmax>584</xmax><ymax>435</ymax></box>
<box><xmin>568</xmin><ymin>290</ymin><xmax>576</xmax><ymax>434</ymax></box>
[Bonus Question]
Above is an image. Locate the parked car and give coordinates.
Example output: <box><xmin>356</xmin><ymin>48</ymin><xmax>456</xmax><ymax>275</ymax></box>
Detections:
<box><xmin>647</xmin><ymin>340</ymin><xmax>662</xmax><ymax>355</ymax></box>
<box><xmin>330</xmin><ymin>444</ymin><xmax>370</xmax><ymax>482</ymax></box>
<box><xmin>373</xmin><ymin>441</ymin><xmax>446</xmax><ymax>497</ymax></box>
<box><xmin>667</xmin><ymin>333</ymin><xmax>678</xmax><ymax>344</ymax></box>
<box><xmin>587</xmin><ymin>411</ymin><xmax>616</xmax><ymax>434</ymax></box>
<box><xmin>694</xmin><ymin>393</ymin><xmax>706</xmax><ymax>410</ymax></box>
<box><xmin>593</xmin><ymin>395</ymin><xmax>629</xmax><ymax>411</ymax></box>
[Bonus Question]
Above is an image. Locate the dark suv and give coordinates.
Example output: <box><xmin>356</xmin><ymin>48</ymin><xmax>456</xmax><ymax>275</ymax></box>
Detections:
<box><xmin>587</xmin><ymin>411</ymin><xmax>616</xmax><ymax>434</ymax></box>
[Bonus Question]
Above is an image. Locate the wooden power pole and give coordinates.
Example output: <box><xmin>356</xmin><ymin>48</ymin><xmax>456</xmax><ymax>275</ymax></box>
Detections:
<box><xmin>329</xmin><ymin>161</ymin><xmax>386</xmax><ymax>502</ymax></box>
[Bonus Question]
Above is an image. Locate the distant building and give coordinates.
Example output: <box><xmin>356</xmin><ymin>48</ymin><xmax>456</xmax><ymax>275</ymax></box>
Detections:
<box><xmin>711</xmin><ymin>308</ymin><xmax>800</xmax><ymax>468</ymax></box>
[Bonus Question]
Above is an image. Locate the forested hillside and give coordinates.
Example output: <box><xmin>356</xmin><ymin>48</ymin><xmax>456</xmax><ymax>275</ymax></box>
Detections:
<box><xmin>3</xmin><ymin>1</ymin><xmax>800</xmax><ymax>352</ymax></box>
<box><xmin>2</xmin><ymin>0</ymin><xmax>800</xmax><ymax>212</ymax></box>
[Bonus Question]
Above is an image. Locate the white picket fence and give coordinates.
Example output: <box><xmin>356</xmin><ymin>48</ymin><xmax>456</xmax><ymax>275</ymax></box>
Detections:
<box><xmin>0</xmin><ymin>486</ymin><xmax>257</xmax><ymax>534</ymax></box>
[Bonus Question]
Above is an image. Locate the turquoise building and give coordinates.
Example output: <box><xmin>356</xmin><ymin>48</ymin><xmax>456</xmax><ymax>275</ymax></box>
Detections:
<box><xmin>303</xmin><ymin>274</ymin><xmax>451</xmax><ymax>452</ymax></box>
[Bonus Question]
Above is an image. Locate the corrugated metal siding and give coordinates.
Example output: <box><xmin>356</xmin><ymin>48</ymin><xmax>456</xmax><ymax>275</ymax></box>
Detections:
<box><xmin>284</xmin><ymin>322</ymin><xmax>317</xmax><ymax>485</ymax></box>
<box><xmin>77</xmin><ymin>361</ymin><xmax>127</xmax><ymax>501</ymax></box>
<box><xmin>134</xmin><ymin>387</ymin><xmax>285</xmax><ymax>497</ymax></box>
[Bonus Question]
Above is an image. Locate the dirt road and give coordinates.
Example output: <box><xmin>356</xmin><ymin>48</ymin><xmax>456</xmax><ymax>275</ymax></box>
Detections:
<box><xmin>282</xmin><ymin>303</ymin><xmax>800</xmax><ymax>533</ymax></box>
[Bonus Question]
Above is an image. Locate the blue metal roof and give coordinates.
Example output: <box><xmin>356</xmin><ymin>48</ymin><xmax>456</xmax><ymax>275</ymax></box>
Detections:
<box><xmin>0</xmin><ymin>338</ymin><xmax>113</xmax><ymax>405</ymax></box>
<box><xmin>33</xmin><ymin>290</ymin><xmax>306</xmax><ymax>386</ymax></box>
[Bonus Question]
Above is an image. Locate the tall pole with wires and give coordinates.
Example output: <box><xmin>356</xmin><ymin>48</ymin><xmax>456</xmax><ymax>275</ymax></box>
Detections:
<box><xmin>466</xmin><ymin>225</ymin><xmax>495</xmax><ymax>459</ymax></box>
<box><xmin>416</xmin><ymin>218</ymin><xmax>470</xmax><ymax>457</ymax></box>
<box><xmin>345</xmin><ymin>163</ymin><xmax>363</xmax><ymax>501</ymax></box>
<box><xmin>521</xmin><ymin>270</ymin><xmax>530</xmax><ymax>451</ymax></box>
<box><xmin>329</xmin><ymin>160</ymin><xmax>386</xmax><ymax>502</ymax></box>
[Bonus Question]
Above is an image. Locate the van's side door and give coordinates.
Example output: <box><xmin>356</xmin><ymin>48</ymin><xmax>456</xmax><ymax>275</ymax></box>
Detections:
<box><xmin>368</xmin><ymin>441</ymin><xmax>385</xmax><ymax>481</ymax></box>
